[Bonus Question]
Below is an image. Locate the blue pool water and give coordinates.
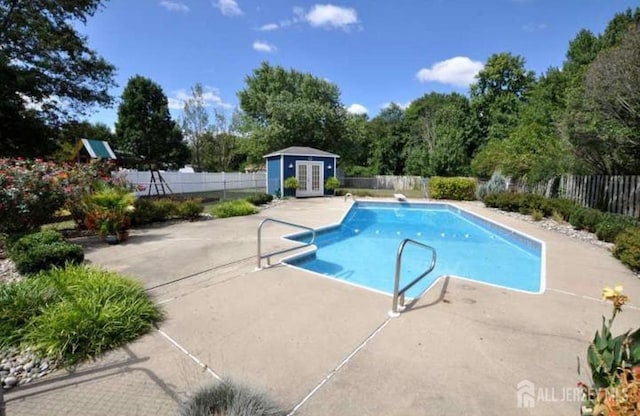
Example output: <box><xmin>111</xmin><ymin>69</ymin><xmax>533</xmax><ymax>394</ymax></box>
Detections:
<box><xmin>286</xmin><ymin>202</ymin><xmax>543</xmax><ymax>297</ymax></box>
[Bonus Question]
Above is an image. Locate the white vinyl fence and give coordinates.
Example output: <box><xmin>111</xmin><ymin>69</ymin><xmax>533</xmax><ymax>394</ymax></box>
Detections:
<box><xmin>115</xmin><ymin>170</ymin><xmax>266</xmax><ymax>197</ymax></box>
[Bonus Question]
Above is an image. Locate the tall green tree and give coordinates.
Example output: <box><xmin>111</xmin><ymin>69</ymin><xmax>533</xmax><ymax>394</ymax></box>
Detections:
<box><xmin>404</xmin><ymin>93</ymin><xmax>477</xmax><ymax>176</ymax></box>
<box><xmin>582</xmin><ymin>27</ymin><xmax>640</xmax><ymax>173</ymax></box>
<box><xmin>562</xmin><ymin>8</ymin><xmax>640</xmax><ymax>174</ymax></box>
<box><xmin>202</xmin><ymin>109</ymin><xmax>244</xmax><ymax>172</ymax></box>
<box><xmin>238</xmin><ymin>62</ymin><xmax>348</xmax><ymax>162</ymax></box>
<box><xmin>182</xmin><ymin>83</ymin><xmax>210</xmax><ymax>170</ymax></box>
<box><xmin>0</xmin><ymin>0</ymin><xmax>116</xmax><ymax>156</ymax></box>
<box><xmin>368</xmin><ymin>104</ymin><xmax>409</xmax><ymax>175</ymax></box>
<box><xmin>115</xmin><ymin>75</ymin><xmax>189</xmax><ymax>168</ymax></box>
<box><xmin>472</xmin><ymin>68</ymin><xmax>573</xmax><ymax>182</ymax></box>
<box><xmin>470</xmin><ymin>52</ymin><xmax>535</xmax><ymax>145</ymax></box>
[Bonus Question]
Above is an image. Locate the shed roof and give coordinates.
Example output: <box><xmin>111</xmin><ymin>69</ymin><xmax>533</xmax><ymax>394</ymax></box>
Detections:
<box><xmin>263</xmin><ymin>146</ymin><xmax>339</xmax><ymax>158</ymax></box>
<box><xmin>78</xmin><ymin>139</ymin><xmax>117</xmax><ymax>159</ymax></box>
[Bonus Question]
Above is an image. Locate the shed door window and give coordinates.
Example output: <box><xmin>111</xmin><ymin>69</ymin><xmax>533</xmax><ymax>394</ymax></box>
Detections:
<box><xmin>298</xmin><ymin>164</ymin><xmax>308</xmax><ymax>191</ymax></box>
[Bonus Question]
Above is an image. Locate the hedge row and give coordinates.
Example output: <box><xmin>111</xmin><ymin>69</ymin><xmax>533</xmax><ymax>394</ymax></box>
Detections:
<box><xmin>483</xmin><ymin>192</ymin><xmax>640</xmax><ymax>271</ymax></box>
<box><xmin>429</xmin><ymin>177</ymin><xmax>477</xmax><ymax>201</ymax></box>
<box><xmin>131</xmin><ymin>198</ymin><xmax>204</xmax><ymax>225</ymax></box>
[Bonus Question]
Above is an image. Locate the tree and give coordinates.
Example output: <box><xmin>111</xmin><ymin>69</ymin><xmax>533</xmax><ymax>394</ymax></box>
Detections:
<box><xmin>404</xmin><ymin>93</ymin><xmax>477</xmax><ymax>176</ymax></box>
<box><xmin>582</xmin><ymin>27</ymin><xmax>640</xmax><ymax>173</ymax></box>
<box><xmin>238</xmin><ymin>62</ymin><xmax>349</xmax><ymax>162</ymax></box>
<box><xmin>182</xmin><ymin>83</ymin><xmax>210</xmax><ymax>170</ymax></box>
<box><xmin>202</xmin><ymin>109</ymin><xmax>244</xmax><ymax>172</ymax></box>
<box><xmin>115</xmin><ymin>75</ymin><xmax>189</xmax><ymax>168</ymax></box>
<box><xmin>470</xmin><ymin>53</ymin><xmax>535</xmax><ymax>145</ymax></box>
<box><xmin>562</xmin><ymin>8</ymin><xmax>640</xmax><ymax>174</ymax></box>
<box><xmin>368</xmin><ymin>104</ymin><xmax>409</xmax><ymax>175</ymax></box>
<box><xmin>472</xmin><ymin>68</ymin><xmax>573</xmax><ymax>182</ymax></box>
<box><xmin>0</xmin><ymin>0</ymin><xmax>116</xmax><ymax>156</ymax></box>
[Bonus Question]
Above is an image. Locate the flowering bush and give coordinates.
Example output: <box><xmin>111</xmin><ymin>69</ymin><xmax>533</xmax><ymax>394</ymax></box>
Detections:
<box><xmin>61</xmin><ymin>160</ymin><xmax>117</xmax><ymax>227</ymax></box>
<box><xmin>0</xmin><ymin>158</ymin><xmax>122</xmax><ymax>236</ymax></box>
<box><xmin>0</xmin><ymin>158</ymin><xmax>67</xmax><ymax>235</ymax></box>
<box><xmin>581</xmin><ymin>286</ymin><xmax>640</xmax><ymax>415</ymax></box>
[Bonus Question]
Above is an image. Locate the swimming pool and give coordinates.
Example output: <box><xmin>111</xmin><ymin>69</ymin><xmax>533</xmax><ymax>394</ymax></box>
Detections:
<box><xmin>285</xmin><ymin>201</ymin><xmax>545</xmax><ymax>298</ymax></box>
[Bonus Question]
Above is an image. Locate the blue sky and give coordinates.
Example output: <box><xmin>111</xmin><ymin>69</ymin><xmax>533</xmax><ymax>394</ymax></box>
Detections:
<box><xmin>82</xmin><ymin>0</ymin><xmax>638</xmax><ymax>127</ymax></box>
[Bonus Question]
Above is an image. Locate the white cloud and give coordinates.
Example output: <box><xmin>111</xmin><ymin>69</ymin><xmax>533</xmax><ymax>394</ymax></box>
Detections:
<box><xmin>347</xmin><ymin>103</ymin><xmax>368</xmax><ymax>115</ymax></box>
<box><xmin>522</xmin><ymin>23</ymin><xmax>547</xmax><ymax>32</ymax></box>
<box><xmin>168</xmin><ymin>86</ymin><xmax>232</xmax><ymax>110</ymax></box>
<box><xmin>259</xmin><ymin>23</ymin><xmax>279</xmax><ymax>31</ymax></box>
<box><xmin>305</xmin><ymin>4</ymin><xmax>358</xmax><ymax>29</ymax></box>
<box><xmin>159</xmin><ymin>1</ymin><xmax>190</xmax><ymax>12</ymax></box>
<box><xmin>416</xmin><ymin>56</ymin><xmax>484</xmax><ymax>87</ymax></box>
<box><xmin>252</xmin><ymin>40</ymin><xmax>277</xmax><ymax>53</ymax></box>
<box><xmin>213</xmin><ymin>0</ymin><xmax>243</xmax><ymax>16</ymax></box>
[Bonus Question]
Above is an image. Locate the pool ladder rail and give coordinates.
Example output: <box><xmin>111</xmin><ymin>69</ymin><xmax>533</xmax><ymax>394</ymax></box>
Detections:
<box><xmin>390</xmin><ymin>239</ymin><xmax>437</xmax><ymax>317</ymax></box>
<box><xmin>257</xmin><ymin>218</ymin><xmax>316</xmax><ymax>269</ymax></box>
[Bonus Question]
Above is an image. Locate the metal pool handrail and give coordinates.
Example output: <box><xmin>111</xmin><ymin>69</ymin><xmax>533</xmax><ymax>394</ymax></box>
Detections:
<box><xmin>390</xmin><ymin>239</ymin><xmax>437</xmax><ymax>316</ymax></box>
<box><xmin>257</xmin><ymin>218</ymin><xmax>316</xmax><ymax>269</ymax></box>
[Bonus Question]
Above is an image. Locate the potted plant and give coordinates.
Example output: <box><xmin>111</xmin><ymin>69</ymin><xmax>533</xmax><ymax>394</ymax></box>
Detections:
<box><xmin>83</xmin><ymin>182</ymin><xmax>135</xmax><ymax>244</ymax></box>
<box><xmin>324</xmin><ymin>176</ymin><xmax>340</xmax><ymax>196</ymax></box>
<box><xmin>284</xmin><ymin>177</ymin><xmax>299</xmax><ymax>198</ymax></box>
<box><xmin>579</xmin><ymin>286</ymin><xmax>639</xmax><ymax>415</ymax></box>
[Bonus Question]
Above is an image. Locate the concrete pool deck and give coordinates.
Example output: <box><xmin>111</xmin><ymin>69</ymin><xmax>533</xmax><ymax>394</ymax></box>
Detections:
<box><xmin>5</xmin><ymin>197</ymin><xmax>640</xmax><ymax>416</ymax></box>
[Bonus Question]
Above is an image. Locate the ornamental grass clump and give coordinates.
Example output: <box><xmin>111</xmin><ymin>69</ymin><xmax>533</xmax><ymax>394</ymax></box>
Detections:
<box><xmin>581</xmin><ymin>286</ymin><xmax>640</xmax><ymax>415</ymax></box>
<box><xmin>179</xmin><ymin>379</ymin><xmax>286</xmax><ymax>416</ymax></box>
<box><xmin>212</xmin><ymin>200</ymin><xmax>258</xmax><ymax>218</ymax></box>
<box><xmin>0</xmin><ymin>264</ymin><xmax>162</xmax><ymax>366</ymax></box>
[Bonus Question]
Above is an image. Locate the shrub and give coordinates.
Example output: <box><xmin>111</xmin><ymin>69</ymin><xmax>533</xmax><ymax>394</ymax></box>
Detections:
<box><xmin>531</xmin><ymin>210</ymin><xmax>544</xmax><ymax>221</ymax></box>
<box><xmin>13</xmin><ymin>264</ymin><xmax>162</xmax><ymax>366</ymax></box>
<box><xmin>569</xmin><ymin>207</ymin><xmax>604</xmax><ymax>232</ymax></box>
<box><xmin>212</xmin><ymin>200</ymin><xmax>258</xmax><ymax>218</ymax></box>
<box><xmin>613</xmin><ymin>227</ymin><xmax>640</xmax><ymax>271</ymax></box>
<box><xmin>284</xmin><ymin>177</ymin><xmax>299</xmax><ymax>190</ymax></box>
<box><xmin>179</xmin><ymin>380</ymin><xmax>286</xmax><ymax>416</ymax></box>
<box><xmin>0</xmin><ymin>158</ymin><xmax>67</xmax><ymax>235</ymax></box>
<box><xmin>324</xmin><ymin>176</ymin><xmax>341</xmax><ymax>191</ymax></box>
<box><xmin>546</xmin><ymin>198</ymin><xmax>578</xmax><ymax>221</ymax></box>
<box><xmin>594</xmin><ymin>214</ymin><xmax>638</xmax><ymax>243</ymax></box>
<box><xmin>82</xmin><ymin>183</ymin><xmax>135</xmax><ymax>237</ymax></box>
<box><xmin>246</xmin><ymin>193</ymin><xmax>274</xmax><ymax>206</ymax></box>
<box><xmin>429</xmin><ymin>177</ymin><xmax>477</xmax><ymax>200</ymax></box>
<box><xmin>483</xmin><ymin>192</ymin><xmax>523</xmax><ymax>212</ymax></box>
<box><xmin>9</xmin><ymin>230</ymin><xmax>84</xmax><ymax>275</ymax></box>
<box><xmin>476</xmin><ymin>171</ymin><xmax>507</xmax><ymax>200</ymax></box>
<box><xmin>518</xmin><ymin>194</ymin><xmax>554</xmax><ymax>216</ymax></box>
<box><xmin>131</xmin><ymin>198</ymin><xmax>175</xmax><ymax>225</ymax></box>
<box><xmin>177</xmin><ymin>199</ymin><xmax>204</xmax><ymax>221</ymax></box>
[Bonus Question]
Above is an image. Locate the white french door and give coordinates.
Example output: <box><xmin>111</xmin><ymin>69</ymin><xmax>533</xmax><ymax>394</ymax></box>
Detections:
<box><xmin>296</xmin><ymin>161</ymin><xmax>324</xmax><ymax>197</ymax></box>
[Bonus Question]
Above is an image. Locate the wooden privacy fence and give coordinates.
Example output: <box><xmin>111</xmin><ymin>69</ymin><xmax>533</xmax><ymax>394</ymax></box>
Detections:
<box><xmin>341</xmin><ymin>175</ymin><xmax>424</xmax><ymax>191</ymax></box>
<box><xmin>527</xmin><ymin>175</ymin><xmax>640</xmax><ymax>218</ymax></box>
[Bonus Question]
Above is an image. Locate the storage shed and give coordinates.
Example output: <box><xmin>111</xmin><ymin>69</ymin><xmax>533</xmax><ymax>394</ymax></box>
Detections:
<box><xmin>264</xmin><ymin>146</ymin><xmax>339</xmax><ymax>198</ymax></box>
